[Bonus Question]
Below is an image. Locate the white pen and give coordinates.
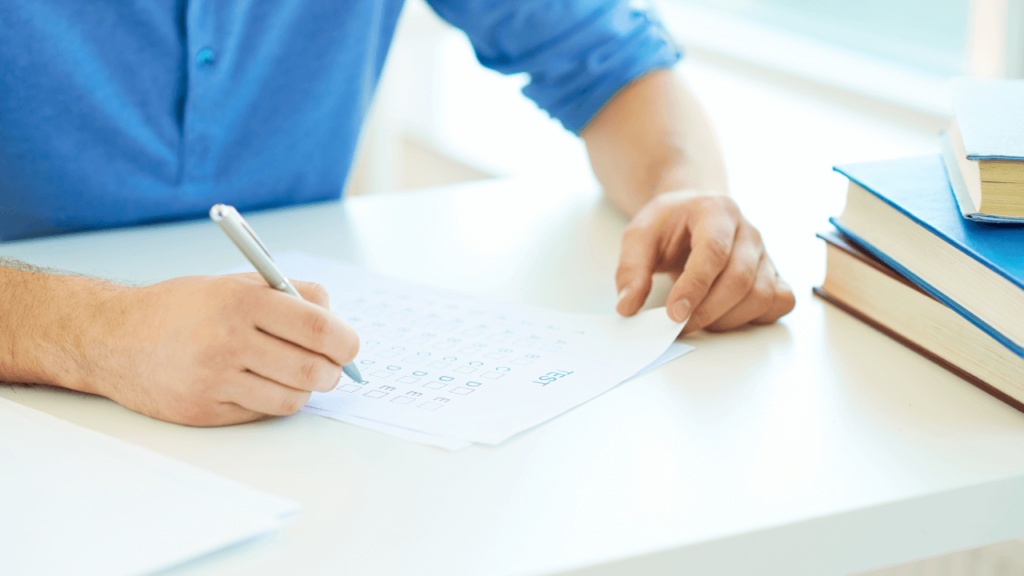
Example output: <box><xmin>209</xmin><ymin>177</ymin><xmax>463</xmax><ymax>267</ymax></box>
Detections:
<box><xmin>209</xmin><ymin>204</ymin><xmax>363</xmax><ymax>384</ymax></box>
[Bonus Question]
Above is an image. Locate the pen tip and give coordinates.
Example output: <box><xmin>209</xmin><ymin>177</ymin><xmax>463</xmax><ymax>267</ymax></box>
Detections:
<box><xmin>343</xmin><ymin>364</ymin><xmax>363</xmax><ymax>383</ymax></box>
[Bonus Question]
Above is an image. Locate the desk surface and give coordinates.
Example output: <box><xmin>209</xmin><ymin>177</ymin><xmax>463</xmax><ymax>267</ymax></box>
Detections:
<box><xmin>3</xmin><ymin>174</ymin><xmax>1024</xmax><ymax>576</ymax></box>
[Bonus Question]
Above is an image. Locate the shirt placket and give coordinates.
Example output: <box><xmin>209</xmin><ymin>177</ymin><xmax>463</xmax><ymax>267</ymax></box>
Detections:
<box><xmin>182</xmin><ymin>0</ymin><xmax>218</xmax><ymax>185</ymax></box>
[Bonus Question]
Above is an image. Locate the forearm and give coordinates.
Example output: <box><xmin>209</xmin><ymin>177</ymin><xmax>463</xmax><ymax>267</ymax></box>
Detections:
<box><xmin>581</xmin><ymin>69</ymin><xmax>728</xmax><ymax>217</ymax></box>
<box><xmin>0</xmin><ymin>263</ymin><xmax>120</xmax><ymax>392</ymax></box>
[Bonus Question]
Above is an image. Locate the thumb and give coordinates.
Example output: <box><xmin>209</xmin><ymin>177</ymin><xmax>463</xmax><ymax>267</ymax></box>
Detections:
<box><xmin>615</xmin><ymin>228</ymin><xmax>659</xmax><ymax>317</ymax></box>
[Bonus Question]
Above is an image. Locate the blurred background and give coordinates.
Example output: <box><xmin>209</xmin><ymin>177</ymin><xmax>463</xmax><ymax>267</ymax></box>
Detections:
<box><xmin>346</xmin><ymin>2</ymin><xmax>1024</xmax><ymax>574</ymax></box>
<box><xmin>346</xmin><ymin>0</ymin><xmax>1024</xmax><ymax>196</ymax></box>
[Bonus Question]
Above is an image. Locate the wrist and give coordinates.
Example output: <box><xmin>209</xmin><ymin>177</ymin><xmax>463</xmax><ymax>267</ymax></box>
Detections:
<box><xmin>651</xmin><ymin>156</ymin><xmax>729</xmax><ymax>198</ymax></box>
<box><xmin>0</xmin><ymin>269</ymin><xmax>129</xmax><ymax>394</ymax></box>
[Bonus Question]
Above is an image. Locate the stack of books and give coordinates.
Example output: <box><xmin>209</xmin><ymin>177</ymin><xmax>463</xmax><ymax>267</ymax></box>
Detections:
<box><xmin>817</xmin><ymin>79</ymin><xmax>1024</xmax><ymax>410</ymax></box>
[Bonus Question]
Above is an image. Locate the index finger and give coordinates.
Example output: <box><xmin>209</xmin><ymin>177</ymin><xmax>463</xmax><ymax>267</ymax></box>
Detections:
<box><xmin>291</xmin><ymin>279</ymin><xmax>331</xmax><ymax>309</ymax></box>
<box><xmin>615</xmin><ymin>226</ymin><xmax>660</xmax><ymax>317</ymax></box>
<box><xmin>665</xmin><ymin>218</ymin><xmax>737</xmax><ymax>323</ymax></box>
<box><xmin>252</xmin><ymin>288</ymin><xmax>360</xmax><ymax>367</ymax></box>
<box><xmin>236</xmin><ymin>274</ymin><xmax>331</xmax><ymax>310</ymax></box>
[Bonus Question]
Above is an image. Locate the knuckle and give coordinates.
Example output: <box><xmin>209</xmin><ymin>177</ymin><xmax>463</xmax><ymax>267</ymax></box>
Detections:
<box><xmin>274</xmin><ymin>392</ymin><xmax>299</xmax><ymax>415</ymax></box>
<box><xmin>224</xmin><ymin>279</ymin><xmax>259</xmax><ymax>312</ymax></box>
<box><xmin>755</xmin><ymin>286</ymin><xmax>796</xmax><ymax>325</ymax></box>
<box><xmin>700</xmin><ymin>194</ymin><xmax>720</xmax><ymax>206</ymax></box>
<box><xmin>193</xmin><ymin>320</ymin><xmax>242</xmax><ymax>368</ymax></box>
<box><xmin>308</xmin><ymin>282</ymin><xmax>330</xmax><ymax>308</ymax></box>
<box><xmin>307</xmin><ymin>311</ymin><xmax>334</xmax><ymax>346</ymax></box>
<box><xmin>726</xmin><ymin>263</ymin><xmax>758</xmax><ymax>294</ymax></box>
<box><xmin>701</xmin><ymin>195</ymin><xmax>740</xmax><ymax>220</ymax></box>
<box><xmin>698</xmin><ymin>195</ymin><xmax>722</xmax><ymax>211</ymax></box>
<box><xmin>704</xmin><ymin>236</ymin><xmax>731</xmax><ymax>263</ymax></box>
<box><xmin>646</xmin><ymin>194</ymin><xmax>670</xmax><ymax>211</ymax></box>
<box><xmin>751</xmin><ymin>282</ymin><xmax>775</xmax><ymax>306</ymax></box>
<box><xmin>299</xmin><ymin>357</ymin><xmax>323</xmax><ymax>388</ymax></box>
<box><xmin>717</xmin><ymin>195</ymin><xmax>740</xmax><ymax>213</ymax></box>
<box><xmin>746</xmin><ymin>225</ymin><xmax>764</xmax><ymax>248</ymax></box>
<box><xmin>280</xmin><ymin>391</ymin><xmax>310</xmax><ymax>415</ymax></box>
<box><xmin>685</xmin><ymin>273</ymin><xmax>713</xmax><ymax>298</ymax></box>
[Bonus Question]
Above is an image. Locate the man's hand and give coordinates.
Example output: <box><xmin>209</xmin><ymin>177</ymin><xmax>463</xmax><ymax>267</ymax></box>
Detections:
<box><xmin>614</xmin><ymin>191</ymin><xmax>794</xmax><ymax>333</ymax></box>
<box><xmin>81</xmin><ymin>273</ymin><xmax>358</xmax><ymax>426</ymax></box>
<box><xmin>582</xmin><ymin>70</ymin><xmax>795</xmax><ymax>332</ymax></box>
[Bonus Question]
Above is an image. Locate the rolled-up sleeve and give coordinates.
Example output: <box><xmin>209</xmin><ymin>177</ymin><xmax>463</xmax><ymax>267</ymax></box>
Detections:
<box><xmin>426</xmin><ymin>0</ymin><xmax>682</xmax><ymax>134</ymax></box>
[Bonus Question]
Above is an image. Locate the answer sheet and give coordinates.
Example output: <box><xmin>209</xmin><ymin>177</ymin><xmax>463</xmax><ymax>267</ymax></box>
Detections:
<box><xmin>245</xmin><ymin>253</ymin><xmax>690</xmax><ymax>446</ymax></box>
<box><xmin>306</xmin><ymin>341</ymin><xmax>695</xmax><ymax>450</ymax></box>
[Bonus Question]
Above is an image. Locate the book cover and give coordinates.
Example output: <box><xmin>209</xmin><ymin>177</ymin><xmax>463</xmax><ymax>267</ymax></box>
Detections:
<box><xmin>952</xmin><ymin>78</ymin><xmax>1024</xmax><ymax>161</ymax></box>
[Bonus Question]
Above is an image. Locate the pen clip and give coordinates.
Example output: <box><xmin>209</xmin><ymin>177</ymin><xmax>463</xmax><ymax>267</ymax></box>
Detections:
<box><xmin>237</xmin><ymin>214</ymin><xmax>275</xmax><ymax>263</ymax></box>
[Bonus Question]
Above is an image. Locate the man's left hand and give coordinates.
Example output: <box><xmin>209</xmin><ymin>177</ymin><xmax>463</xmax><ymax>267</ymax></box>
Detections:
<box><xmin>614</xmin><ymin>190</ymin><xmax>795</xmax><ymax>334</ymax></box>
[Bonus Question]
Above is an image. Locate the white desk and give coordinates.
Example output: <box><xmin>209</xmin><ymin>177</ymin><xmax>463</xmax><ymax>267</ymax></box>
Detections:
<box><xmin>3</xmin><ymin>174</ymin><xmax>1024</xmax><ymax>576</ymax></box>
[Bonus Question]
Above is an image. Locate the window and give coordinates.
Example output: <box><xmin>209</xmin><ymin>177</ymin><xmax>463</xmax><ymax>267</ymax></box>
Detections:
<box><xmin>682</xmin><ymin>0</ymin><xmax>972</xmax><ymax>76</ymax></box>
<box><xmin>656</xmin><ymin>0</ymin><xmax>1024</xmax><ymax>117</ymax></box>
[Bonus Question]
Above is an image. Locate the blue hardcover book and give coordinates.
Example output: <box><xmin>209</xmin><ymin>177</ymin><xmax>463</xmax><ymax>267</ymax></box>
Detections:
<box><xmin>943</xmin><ymin>78</ymin><xmax>1024</xmax><ymax>222</ymax></box>
<box><xmin>830</xmin><ymin>155</ymin><xmax>1024</xmax><ymax>359</ymax></box>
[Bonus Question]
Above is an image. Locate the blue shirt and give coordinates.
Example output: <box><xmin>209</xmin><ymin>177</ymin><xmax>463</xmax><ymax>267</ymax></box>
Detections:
<box><xmin>0</xmin><ymin>1</ymin><xmax>679</xmax><ymax>241</ymax></box>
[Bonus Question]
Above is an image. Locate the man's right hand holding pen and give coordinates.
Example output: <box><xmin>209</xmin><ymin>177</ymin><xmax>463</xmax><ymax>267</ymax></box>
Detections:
<box><xmin>0</xmin><ymin>268</ymin><xmax>360</xmax><ymax>426</ymax></box>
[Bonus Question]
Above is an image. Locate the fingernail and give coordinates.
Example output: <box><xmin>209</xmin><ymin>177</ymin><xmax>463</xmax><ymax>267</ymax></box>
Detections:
<box><xmin>672</xmin><ymin>299</ymin><xmax>691</xmax><ymax>322</ymax></box>
<box><xmin>617</xmin><ymin>287</ymin><xmax>631</xmax><ymax>306</ymax></box>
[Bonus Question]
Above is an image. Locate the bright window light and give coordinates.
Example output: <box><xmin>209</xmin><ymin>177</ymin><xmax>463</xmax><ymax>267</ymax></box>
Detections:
<box><xmin>677</xmin><ymin>0</ymin><xmax>972</xmax><ymax>75</ymax></box>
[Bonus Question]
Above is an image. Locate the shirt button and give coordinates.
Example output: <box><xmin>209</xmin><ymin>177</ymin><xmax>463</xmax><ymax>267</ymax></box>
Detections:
<box><xmin>196</xmin><ymin>48</ymin><xmax>216</xmax><ymax>69</ymax></box>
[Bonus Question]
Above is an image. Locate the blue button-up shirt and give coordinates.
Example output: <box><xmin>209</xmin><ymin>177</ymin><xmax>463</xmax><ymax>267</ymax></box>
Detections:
<box><xmin>0</xmin><ymin>1</ymin><xmax>679</xmax><ymax>241</ymax></box>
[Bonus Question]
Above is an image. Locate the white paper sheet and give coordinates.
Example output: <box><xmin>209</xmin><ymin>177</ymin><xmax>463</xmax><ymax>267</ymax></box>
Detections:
<box><xmin>633</xmin><ymin>340</ymin><xmax>696</xmax><ymax>378</ymax></box>
<box><xmin>240</xmin><ymin>253</ymin><xmax>688</xmax><ymax>445</ymax></box>
<box><xmin>0</xmin><ymin>397</ymin><xmax>299</xmax><ymax>576</ymax></box>
<box><xmin>302</xmin><ymin>407</ymin><xmax>474</xmax><ymax>451</ymax></box>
